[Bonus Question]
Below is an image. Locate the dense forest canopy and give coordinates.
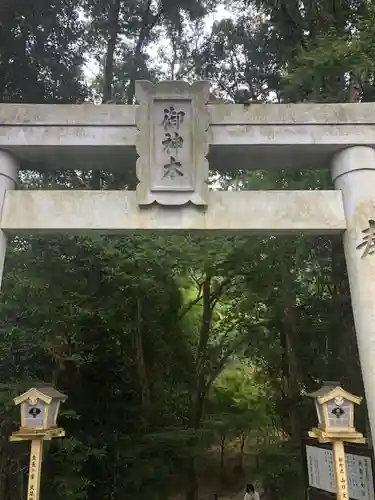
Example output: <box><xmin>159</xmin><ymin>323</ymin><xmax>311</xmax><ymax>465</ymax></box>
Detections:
<box><xmin>0</xmin><ymin>1</ymin><xmax>373</xmax><ymax>499</ymax></box>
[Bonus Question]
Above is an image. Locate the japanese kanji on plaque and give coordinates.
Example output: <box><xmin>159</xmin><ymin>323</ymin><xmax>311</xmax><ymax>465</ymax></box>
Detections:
<box><xmin>135</xmin><ymin>80</ymin><xmax>210</xmax><ymax>206</ymax></box>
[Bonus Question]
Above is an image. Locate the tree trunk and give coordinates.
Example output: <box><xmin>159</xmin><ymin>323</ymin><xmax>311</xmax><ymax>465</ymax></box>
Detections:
<box><xmin>186</xmin><ymin>274</ymin><xmax>212</xmax><ymax>500</ymax></box>
<box><xmin>125</xmin><ymin>0</ymin><xmax>163</xmax><ymax>104</ymax></box>
<box><xmin>220</xmin><ymin>434</ymin><xmax>226</xmax><ymax>478</ymax></box>
<box><xmin>279</xmin><ymin>250</ymin><xmax>303</xmax><ymax>440</ymax></box>
<box><xmin>103</xmin><ymin>0</ymin><xmax>121</xmax><ymax>103</ymax></box>
<box><xmin>186</xmin><ymin>390</ymin><xmax>204</xmax><ymax>500</ymax></box>
<box><xmin>186</xmin><ymin>455</ymin><xmax>199</xmax><ymax>500</ymax></box>
<box><xmin>91</xmin><ymin>0</ymin><xmax>121</xmax><ymax>190</ymax></box>
<box><xmin>0</xmin><ymin>54</ymin><xmax>10</xmax><ymax>101</ymax></box>
<box><xmin>135</xmin><ymin>295</ymin><xmax>150</xmax><ymax>427</ymax></box>
<box><xmin>239</xmin><ymin>432</ymin><xmax>246</xmax><ymax>470</ymax></box>
<box><xmin>284</xmin><ymin>308</ymin><xmax>301</xmax><ymax>439</ymax></box>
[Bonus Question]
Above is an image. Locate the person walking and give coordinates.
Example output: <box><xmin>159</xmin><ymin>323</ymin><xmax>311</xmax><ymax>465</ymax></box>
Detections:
<box><xmin>244</xmin><ymin>483</ymin><xmax>260</xmax><ymax>500</ymax></box>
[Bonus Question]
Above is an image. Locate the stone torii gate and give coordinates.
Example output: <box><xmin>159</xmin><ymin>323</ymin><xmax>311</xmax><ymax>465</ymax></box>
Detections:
<box><xmin>0</xmin><ymin>80</ymin><xmax>375</xmax><ymax>440</ymax></box>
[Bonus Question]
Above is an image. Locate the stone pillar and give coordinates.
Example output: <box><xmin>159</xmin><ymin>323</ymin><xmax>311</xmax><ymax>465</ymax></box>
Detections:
<box><xmin>0</xmin><ymin>151</ymin><xmax>18</xmax><ymax>288</ymax></box>
<box><xmin>332</xmin><ymin>146</ymin><xmax>375</xmax><ymax>442</ymax></box>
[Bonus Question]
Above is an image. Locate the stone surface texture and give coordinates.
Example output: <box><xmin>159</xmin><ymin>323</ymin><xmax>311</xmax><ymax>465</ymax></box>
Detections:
<box><xmin>0</xmin><ymin>151</ymin><xmax>18</xmax><ymax>285</ymax></box>
<box><xmin>1</xmin><ymin>190</ymin><xmax>345</xmax><ymax>233</ymax></box>
<box><xmin>2</xmin><ymin>101</ymin><xmax>375</xmax><ymax>172</ymax></box>
<box><xmin>135</xmin><ymin>80</ymin><xmax>210</xmax><ymax>205</ymax></box>
<box><xmin>332</xmin><ymin>146</ymin><xmax>375</xmax><ymax>447</ymax></box>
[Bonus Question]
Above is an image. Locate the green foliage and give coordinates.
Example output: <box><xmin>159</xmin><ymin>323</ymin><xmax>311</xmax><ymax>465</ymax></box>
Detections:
<box><xmin>0</xmin><ymin>0</ymin><xmax>370</xmax><ymax>499</ymax></box>
<box><xmin>286</xmin><ymin>4</ymin><xmax>375</xmax><ymax>102</ymax></box>
<box><xmin>0</xmin><ymin>0</ymin><xmax>87</xmax><ymax>103</ymax></box>
<box><xmin>206</xmin><ymin>363</ymin><xmax>274</xmax><ymax>436</ymax></box>
<box><xmin>255</xmin><ymin>442</ymin><xmax>304</xmax><ymax>500</ymax></box>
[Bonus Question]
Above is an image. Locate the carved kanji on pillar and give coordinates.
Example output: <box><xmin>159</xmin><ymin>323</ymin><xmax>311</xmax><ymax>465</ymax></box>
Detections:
<box><xmin>135</xmin><ymin>80</ymin><xmax>210</xmax><ymax>206</ymax></box>
<box><xmin>356</xmin><ymin>219</ymin><xmax>375</xmax><ymax>258</ymax></box>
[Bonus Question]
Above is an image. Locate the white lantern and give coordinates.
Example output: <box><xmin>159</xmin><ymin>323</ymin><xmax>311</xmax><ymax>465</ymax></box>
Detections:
<box><xmin>307</xmin><ymin>382</ymin><xmax>361</xmax><ymax>433</ymax></box>
<box><xmin>13</xmin><ymin>386</ymin><xmax>67</xmax><ymax>432</ymax></box>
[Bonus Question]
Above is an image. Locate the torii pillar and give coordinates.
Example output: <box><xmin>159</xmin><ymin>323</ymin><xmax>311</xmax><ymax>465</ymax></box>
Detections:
<box><xmin>0</xmin><ymin>151</ymin><xmax>18</xmax><ymax>287</ymax></box>
<box><xmin>332</xmin><ymin>146</ymin><xmax>375</xmax><ymax>442</ymax></box>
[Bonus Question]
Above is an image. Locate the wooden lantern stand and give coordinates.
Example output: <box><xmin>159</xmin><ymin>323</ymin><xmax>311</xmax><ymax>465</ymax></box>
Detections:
<box><xmin>10</xmin><ymin>427</ymin><xmax>65</xmax><ymax>500</ymax></box>
<box><xmin>10</xmin><ymin>386</ymin><xmax>67</xmax><ymax>500</ymax></box>
<box><xmin>307</xmin><ymin>383</ymin><xmax>366</xmax><ymax>500</ymax></box>
<box><xmin>308</xmin><ymin>428</ymin><xmax>366</xmax><ymax>500</ymax></box>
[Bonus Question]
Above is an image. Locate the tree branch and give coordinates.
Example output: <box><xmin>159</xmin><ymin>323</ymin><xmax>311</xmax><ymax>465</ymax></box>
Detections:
<box><xmin>126</xmin><ymin>0</ymin><xmax>164</xmax><ymax>104</ymax></box>
<box><xmin>209</xmin><ymin>276</ymin><xmax>235</xmax><ymax>311</ymax></box>
<box><xmin>103</xmin><ymin>0</ymin><xmax>122</xmax><ymax>103</ymax></box>
<box><xmin>178</xmin><ymin>284</ymin><xmax>203</xmax><ymax>319</ymax></box>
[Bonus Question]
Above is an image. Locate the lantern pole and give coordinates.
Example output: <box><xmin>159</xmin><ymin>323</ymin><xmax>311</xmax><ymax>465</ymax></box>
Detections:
<box><xmin>331</xmin><ymin>440</ymin><xmax>349</xmax><ymax>500</ymax></box>
<box><xmin>27</xmin><ymin>438</ymin><xmax>43</xmax><ymax>500</ymax></box>
<box><xmin>307</xmin><ymin>432</ymin><xmax>361</xmax><ymax>500</ymax></box>
<box><xmin>10</xmin><ymin>428</ymin><xmax>65</xmax><ymax>500</ymax></box>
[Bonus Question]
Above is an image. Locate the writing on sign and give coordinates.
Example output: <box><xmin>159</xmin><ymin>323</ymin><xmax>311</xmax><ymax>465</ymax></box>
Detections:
<box><xmin>28</xmin><ymin>454</ymin><xmax>37</xmax><ymax>500</ymax></box>
<box><xmin>337</xmin><ymin>455</ymin><xmax>348</xmax><ymax>500</ymax></box>
<box><xmin>306</xmin><ymin>445</ymin><xmax>374</xmax><ymax>500</ymax></box>
<box><xmin>152</xmin><ymin>100</ymin><xmax>193</xmax><ymax>191</ymax></box>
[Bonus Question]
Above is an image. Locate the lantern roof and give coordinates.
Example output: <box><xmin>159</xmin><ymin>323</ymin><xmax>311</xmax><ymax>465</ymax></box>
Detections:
<box><xmin>14</xmin><ymin>386</ymin><xmax>67</xmax><ymax>406</ymax></box>
<box><xmin>307</xmin><ymin>381</ymin><xmax>362</xmax><ymax>405</ymax></box>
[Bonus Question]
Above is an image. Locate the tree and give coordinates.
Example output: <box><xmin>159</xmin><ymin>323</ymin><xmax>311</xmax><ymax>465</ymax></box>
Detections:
<box><xmin>206</xmin><ymin>363</ymin><xmax>273</xmax><ymax>479</ymax></box>
<box><xmin>0</xmin><ymin>0</ymin><xmax>87</xmax><ymax>103</ymax></box>
<box><xmin>1</xmin><ymin>1</ymin><xmax>372</xmax><ymax>499</ymax></box>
